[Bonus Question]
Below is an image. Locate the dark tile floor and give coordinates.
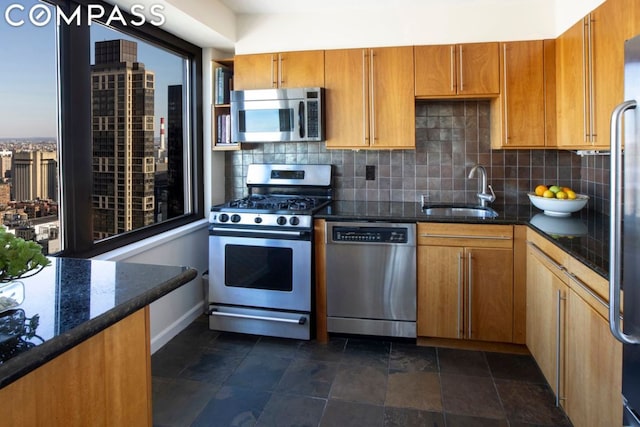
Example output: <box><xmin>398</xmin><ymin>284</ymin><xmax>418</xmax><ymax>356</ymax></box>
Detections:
<box><xmin>152</xmin><ymin>316</ymin><xmax>572</xmax><ymax>427</ymax></box>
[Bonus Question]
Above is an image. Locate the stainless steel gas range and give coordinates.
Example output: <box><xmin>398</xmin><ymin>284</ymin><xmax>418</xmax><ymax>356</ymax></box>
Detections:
<box><xmin>207</xmin><ymin>164</ymin><xmax>332</xmax><ymax>340</ymax></box>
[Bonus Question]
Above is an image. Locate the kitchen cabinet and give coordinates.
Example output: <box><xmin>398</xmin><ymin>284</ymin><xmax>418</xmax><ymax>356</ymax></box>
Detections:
<box><xmin>324</xmin><ymin>47</ymin><xmax>415</xmax><ymax>149</ymax></box>
<box><xmin>211</xmin><ymin>59</ymin><xmax>239</xmax><ymax>151</ymax></box>
<box><xmin>556</xmin><ymin>0</ymin><xmax>635</xmax><ymax>149</ymax></box>
<box><xmin>0</xmin><ymin>308</ymin><xmax>151</xmax><ymax>426</ymax></box>
<box><xmin>526</xmin><ymin>235</ymin><xmax>568</xmax><ymax>400</ymax></box>
<box><xmin>233</xmin><ymin>50</ymin><xmax>325</xmax><ymax>90</ymax></box>
<box><xmin>565</xmin><ymin>279</ymin><xmax>622</xmax><ymax>427</ymax></box>
<box><xmin>490</xmin><ymin>40</ymin><xmax>556</xmax><ymax>149</ymax></box>
<box><xmin>417</xmin><ymin>223</ymin><xmax>514</xmax><ymax>343</ymax></box>
<box><xmin>414</xmin><ymin>43</ymin><xmax>500</xmax><ymax>98</ymax></box>
<box><xmin>525</xmin><ymin>229</ymin><xmax>622</xmax><ymax>427</ymax></box>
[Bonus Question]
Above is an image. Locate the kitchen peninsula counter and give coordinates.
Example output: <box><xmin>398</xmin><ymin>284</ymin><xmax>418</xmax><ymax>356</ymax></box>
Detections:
<box><xmin>315</xmin><ymin>200</ymin><xmax>609</xmax><ymax>279</ymax></box>
<box><xmin>0</xmin><ymin>257</ymin><xmax>197</xmax><ymax>426</ymax></box>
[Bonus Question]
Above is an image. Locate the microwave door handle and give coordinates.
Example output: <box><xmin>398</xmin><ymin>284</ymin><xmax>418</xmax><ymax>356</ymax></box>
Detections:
<box><xmin>298</xmin><ymin>101</ymin><xmax>305</xmax><ymax>139</ymax></box>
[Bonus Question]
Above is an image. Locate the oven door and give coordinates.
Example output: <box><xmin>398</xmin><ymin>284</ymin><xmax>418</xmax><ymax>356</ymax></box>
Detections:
<box><xmin>208</xmin><ymin>228</ymin><xmax>311</xmax><ymax>312</ymax></box>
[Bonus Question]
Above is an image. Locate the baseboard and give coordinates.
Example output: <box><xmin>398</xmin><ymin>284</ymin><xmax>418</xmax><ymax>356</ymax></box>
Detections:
<box><xmin>150</xmin><ymin>301</ymin><xmax>205</xmax><ymax>354</ymax></box>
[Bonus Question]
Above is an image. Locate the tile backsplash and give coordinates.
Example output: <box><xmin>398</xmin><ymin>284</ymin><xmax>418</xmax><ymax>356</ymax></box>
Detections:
<box><xmin>225</xmin><ymin>100</ymin><xmax>611</xmax><ymax>214</ymax></box>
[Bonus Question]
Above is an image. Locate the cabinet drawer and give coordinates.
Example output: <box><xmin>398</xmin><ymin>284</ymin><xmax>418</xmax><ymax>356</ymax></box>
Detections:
<box><xmin>526</xmin><ymin>228</ymin><xmax>569</xmax><ymax>267</ymax></box>
<box><xmin>417</xmin><ymin>223</ymin><xmax>513</xmax><ymax>248</ymax></box>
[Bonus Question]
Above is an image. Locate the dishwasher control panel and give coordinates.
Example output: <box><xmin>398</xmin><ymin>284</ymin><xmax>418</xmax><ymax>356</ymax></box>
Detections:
<box><xmin>332</xmin><ymin>226</ymin><xmax>409</xmax><ymax>243</ymax></box>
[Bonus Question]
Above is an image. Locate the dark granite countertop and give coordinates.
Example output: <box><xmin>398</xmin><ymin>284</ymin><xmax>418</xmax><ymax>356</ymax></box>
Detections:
<box><xmin>315</xmin><ymin>200</ymin><xmax>609</xmax><ymax>279</ymax></box>
<box><xmin>0</xmin><ymin>257</ymin><xmax>197</xmax><ymax>389</ymax></box>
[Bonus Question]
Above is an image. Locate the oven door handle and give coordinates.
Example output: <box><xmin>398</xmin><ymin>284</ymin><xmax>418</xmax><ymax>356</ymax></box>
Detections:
<box><xmin>208</xmin><ymin>309</ymin><xmax>307</xmax><ymax>325</ymax></box>
<box><xmin>210</xmin><ymin>227</ymin><xmax>308</xmax><ymax>238</ymax></box>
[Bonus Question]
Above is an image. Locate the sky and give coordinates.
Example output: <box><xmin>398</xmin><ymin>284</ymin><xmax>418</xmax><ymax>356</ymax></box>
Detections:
<box><xmin>0</xmin><ymin>0</ymin><xmax>184</xmax><ymax>139</ymax></box>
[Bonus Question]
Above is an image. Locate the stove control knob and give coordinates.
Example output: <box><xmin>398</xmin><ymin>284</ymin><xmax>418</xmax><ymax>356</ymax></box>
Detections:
<box><xmin>277</xmin><ymin>216</ymin><xmax>287</xmax><ymax>226</ymax></box>
<box><xmin>218</xmin><ymin>213</ymin><xmax>229</xmax><ymax>223</ymax></box>
<box><xmin>254</xmin><ymin>217</ymin><xmax>262</xmax><ymax>224</ymax></box>
<box><xmin>230</xmin><ymin>214</ymin><xmax>241</xmax><ymax>223</ymax></box>
<box><xmin>289</xmin><ymin>216</ymin><xmax>300</xmax><ymax>226</ymax></box>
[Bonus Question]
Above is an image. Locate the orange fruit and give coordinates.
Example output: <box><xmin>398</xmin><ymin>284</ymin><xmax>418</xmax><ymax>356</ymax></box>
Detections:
<box><xmin>542</xmin><ymin>190</ymin><xmax>554</xmax><ymax>198</ymax></box>
<box><xmin>562</xmin><ymin>187</ymin><xmax>573</xmax><ymax>193</ymax></box>
<box><xmin>535</xmin><ymin>185</ymin><xmax>548</xmax><ymax>196</ymax></box>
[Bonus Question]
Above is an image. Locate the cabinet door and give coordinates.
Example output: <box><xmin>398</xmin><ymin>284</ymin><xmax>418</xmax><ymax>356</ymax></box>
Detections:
<box><xmin>467</xmin><ymin>247</ymin><xmax>513</xmax><ymax>342</ymax></box>
<box><xmin>370</xmin><ymin>46</ymin><xmax>415</xmax><ymax>149</ymax></box>
<box><xmin>556</xmin><ymin>17</ymin><xmax>588</xmax><ymax>148</ymax></box>
<box><xmin>414</xmin><ymin>45</ymin><xmax>456</xmax><ymax>97</ymax></box>
<box><xmin>565</xmin><ymin>289</ymin><xmax>622</xmax><ymax>427</ymax></box>
<box><xmin>457</xmin><ymin>42</ymin><xmax>500</xmax><ymax>96</ymax></box>
<box><xmin>279</xmin><ymin>50</ymin><xmax>325</xmax><ymax>88</ymax></box>
<box><xmin>417</xmin><ymin>245</ymin><xmax>463</xmax><ymax>339</ymax></box>
<box><xmin>324</xmin><ymin>49</ymin><xmax>369</xmax><ymax>149</ymax></box>
<box><xmin>526</xmin><ymin>245</ymin><xmax>567</xmax><ymax>399</ymax></box>
<box><xmin>498</xmin><ymin>41</ymin><xmax>547</xmax><ymax>148</ymax></box>
<box><xmin>233</xmin><ymin>53</ymin><xmax>276</xmax><ymax>89</ymax></box>
<box><xmin>591</xmin><ymin>0</ymin><xmax>634</xmax><ymax>147</ymax></box>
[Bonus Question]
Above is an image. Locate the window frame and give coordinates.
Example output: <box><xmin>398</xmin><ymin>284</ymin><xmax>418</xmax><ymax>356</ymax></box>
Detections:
<box><xmin>49</xmin><ymin>0</ymin><xmax>203</xmax><ymax>257</ymax></box>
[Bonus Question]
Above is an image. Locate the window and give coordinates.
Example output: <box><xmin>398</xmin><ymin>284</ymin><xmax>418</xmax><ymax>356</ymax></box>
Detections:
<box><xmin>1</xmin><ymin>0</ymin><xmax>203</xmax><ymax>257</ymax></box>
<box><xmin>0</xmin><ymin>0</ymin><xmax>60</xmax><ymax>254</ymax></box>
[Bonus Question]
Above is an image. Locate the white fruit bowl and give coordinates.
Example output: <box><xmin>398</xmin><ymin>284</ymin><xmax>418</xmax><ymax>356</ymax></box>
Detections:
<box><xmin>527</xmin><ymin>192</ymin><xmax>589</xmax><ymax>217</ymax></box>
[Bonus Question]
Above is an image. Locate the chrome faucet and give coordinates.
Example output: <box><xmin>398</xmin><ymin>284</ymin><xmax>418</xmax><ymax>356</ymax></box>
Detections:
<box><xmin>468</xmin><ymin>164</ymin><xmax>496</xmax><ymax>208</ymax></box>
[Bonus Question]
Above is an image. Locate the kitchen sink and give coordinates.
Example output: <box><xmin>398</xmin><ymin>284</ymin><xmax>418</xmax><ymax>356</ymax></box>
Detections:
<box><xmin>421</xmin><ymin>205</ymin><xmax>499</xmax><ymax>218</ymax></box>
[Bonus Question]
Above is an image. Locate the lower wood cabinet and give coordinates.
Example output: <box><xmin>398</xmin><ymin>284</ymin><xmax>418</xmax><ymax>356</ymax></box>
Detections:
<box><xmin>0</xmin><ymin>308</ymin><xmax>152</xmax><ymax>427</ymax></box>
<box><xmin>417</xmin><ymin>223</ymin><xmax>514</xmax><ymax>343</ymax></box>
<box><xmin>526</xmin><ymin>229</ymin><xmax>622</xmax><ymax>427</ymax></box>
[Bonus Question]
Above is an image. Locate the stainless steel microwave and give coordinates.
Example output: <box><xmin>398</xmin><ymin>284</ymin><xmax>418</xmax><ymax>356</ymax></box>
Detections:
<box><xmin>231</xmin><ymin>87</ymin><xmax>325</xmax><ymax>143</ymax></box>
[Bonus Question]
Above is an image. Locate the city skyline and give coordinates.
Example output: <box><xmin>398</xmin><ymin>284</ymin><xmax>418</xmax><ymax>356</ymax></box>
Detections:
<box><xmin>0</xmin><ymin>0</ymin><xmax>184</xmax><ymax>139</ymax></box>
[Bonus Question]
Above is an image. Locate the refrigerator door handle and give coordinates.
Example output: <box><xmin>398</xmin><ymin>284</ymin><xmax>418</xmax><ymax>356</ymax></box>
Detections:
<box><xmin>610</xmin><ymin>99</ymin><xmax>640</xmax><ymax>345</ymax></box>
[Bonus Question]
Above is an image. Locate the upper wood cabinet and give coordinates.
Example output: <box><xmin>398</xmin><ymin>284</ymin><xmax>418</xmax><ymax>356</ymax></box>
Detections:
<box><xmin>491</xmin><ymin>40</ymin><xmax>557</xmax><ymax>149</ymax></box>
<box><xmin>233</xmin><ymin>50</ymin><xmax>325</xmax><ymax>90</ymax></box>
<box><xmin>415</xmin><ymin>43</ymin><xmax>500</xmax><ymax>98</ymax></box>
<box><xmin>417</xmin><ymin>223</ymin><xmax>514</xmax><ymax>343</ymax></box>
<box><xmin>324</xmin><ymin>47</ymin><xmax>415</xmax><ymax>149</ymax></box>
<box><xmin>556</xmin><ymin>0</ymin><xmax>636</xmax><ymax>149</ymax></box>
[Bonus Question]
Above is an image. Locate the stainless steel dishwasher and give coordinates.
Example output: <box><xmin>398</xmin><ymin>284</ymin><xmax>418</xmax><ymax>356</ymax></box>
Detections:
<box><xmin>325</xmin><ymin>221</ymin><xmax>416</xmax><ymax>338</ymax></box>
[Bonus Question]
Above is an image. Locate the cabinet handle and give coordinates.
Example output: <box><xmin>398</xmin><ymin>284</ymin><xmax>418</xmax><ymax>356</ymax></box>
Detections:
<box><xmin>420</xmin><ymin>233</ymin><xmax>510</xmax><ymax>240</ymax></box>
<box><xmin>555</xmin><ymin>289</ymin><xmax>566</xmax><ymax>407</ymax></box>
<box><xmin>459</xmin><ymin>45</ymin><xmax>464</xmax><ymax>92</ymax></box>
<box><xmin>362</xmin><ymin>49</ymin><xmax>369</xmax><ymax>145</ymax></box>
<box><xmin>582</xmin><ymin>19</ymin><xmax>588</xmax><ymax>142</ymax></box>
<box><xmin>566</xmin><ymin>272</ymin><xmax>609</xmax><ymax>309</ymax></box>
<box><xmin>587</xmin><ymin>16</ymin><xmax>595</xmax><ymax>142</ymax></box>
<box><xmin>370</xmin><ymin>49</ymin><xmax>376</xmax><ymax>144</ymax></box>
<box><xmin>278</xmin><ymin>54</ymin><xmax>284</xmax><ymax>86</ymax></box>
<box><xmin>609</xmin><ymin>99</ymin><xmax>639</xmax><ymax>344</ymax></box>
<box><xmin>526</xmin><ymin>241</ymin><xmax>566</xmax><ymax>272</ymax></box>
<box><xmin>467</xmin><ymin>251</ymin><xmax>473</xmax><ymax>338</ymax></box>
<box><xmin>450</xmin><ymin>45</ymin><xmax>456</xmax><ymax>93</ymax></box>
<box><xmin>503</xmin><ymin>44</ymin><xmax>509</xmax><ymax>143</ymax></box>
<box><xmin>457</xmin><ymin>251</ymin><xmax>463</xmax><ymax>338</ymax></box>
<box><xmin>271</xmin><ymin>54</ymin><xmax>277</xmax><ymax>88</ymax></box>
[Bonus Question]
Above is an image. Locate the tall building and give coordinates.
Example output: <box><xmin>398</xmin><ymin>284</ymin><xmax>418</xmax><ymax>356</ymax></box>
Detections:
<box><xmin>167</xmin><ymin>84</ymin><xmax>184</xmax><ymax>219</ymax></box>
<box><xmin>0</xmin><ymin>150</ymin><xmax>12</xmax><ymax>180</ymax></box>
<box><xmin>91</xmin><ymin>39</ymin><xmax>155</xmax><ymax>240</ymax></box>
<box><xmin>12</xmin><ymin>151</ymin><xmax>57</xmax><ymax>202</ymax></box>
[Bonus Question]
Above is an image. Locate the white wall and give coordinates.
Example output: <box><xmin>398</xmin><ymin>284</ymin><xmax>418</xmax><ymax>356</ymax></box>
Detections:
<box><xmin>234</xmin><ymin>1</ymin><xmax>552</xmax><ymax>54</ymax></box>
<box><xmin>93</xmin><ymin>220</ymin><xmax>209</xmax><ymax>353</ymax></box>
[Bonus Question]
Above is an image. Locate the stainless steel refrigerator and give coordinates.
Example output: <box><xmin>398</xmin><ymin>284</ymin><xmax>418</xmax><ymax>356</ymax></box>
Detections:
<box><xmin>610</xmin><ymin>33</ymin><xmax>640</xmax><ymax>427</ymax></box>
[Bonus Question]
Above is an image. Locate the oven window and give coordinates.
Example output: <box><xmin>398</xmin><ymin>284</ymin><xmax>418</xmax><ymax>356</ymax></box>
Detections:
<box><xmin>225</xmin><ymin>244</ymin><xmax>293</xmax><ymax>291</ymax></box>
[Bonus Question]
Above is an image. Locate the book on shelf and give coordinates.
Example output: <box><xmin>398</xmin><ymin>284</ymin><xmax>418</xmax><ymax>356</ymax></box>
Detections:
<box><xmin>216</xmin><ymin>113</ymin><xmax>233</xmax><ymax>144</ymax></box>
<box><xmin>214</xmin><ymin>66</ymin><xmax>233</xmax><ymax>105</ymax></box>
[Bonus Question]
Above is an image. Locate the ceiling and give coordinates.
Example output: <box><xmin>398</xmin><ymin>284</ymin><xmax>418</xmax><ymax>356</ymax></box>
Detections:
<box><xmin>217</xmin><ymin>0</ymin><xmax>484</xmax><ymax>14</ymax></box>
